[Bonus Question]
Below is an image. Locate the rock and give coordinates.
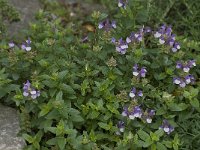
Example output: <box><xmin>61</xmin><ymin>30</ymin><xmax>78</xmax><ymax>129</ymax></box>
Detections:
<box><xmin>7</xmin><ymin>0</ymin><xmax>41</xmax><ymax>37</ymax></box>
<box><xmin>0</xmin><ymin>104</ymin><xmax>25</xmax><ymax>150</ymax></box>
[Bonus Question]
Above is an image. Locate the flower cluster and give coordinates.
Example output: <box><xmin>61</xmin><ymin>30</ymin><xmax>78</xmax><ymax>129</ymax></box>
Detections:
<box><xmin>153</xmin><ymin>25</ymin><xmax>180</xmax><ymax>52</ymax></box>
<box><xmin>132</xmin><ymin>64</ymin><xmax>147</xmax><ymax>78</ymax></box>
<box><xmin>159</xmin><ymin>120</ymin><xmax>174</xmax><ymax>134</ymax></box>
<box><xmin>110</xmin><ymin>26</ymin><xmax>152</xmax><ymax>54</ymax></box>
<box><xmin>23</xmin><ymin>80</ymin><xmax>40</xmax><ymax>99</ymax></box>
<box><xmin>111</xmin><ymin>37</ymin><xmax>128</xmax><ymax>54</ymax></box>
<box><xmin>122</xmin><ymin>106</ymin><xmax>155</xmax><ymax>123</ymax></box>
<box><xmin>126</xmin><ymin>27</ymin><xmax>151</xmax><ymax>44</ymax></box>
<box><xmin>98</xmin><ymin>19</ymin><xmax>116</xmax><ymax>32</ymax></box>
<box><xmin>129</xmin><ymin>87</ymin><xmax>143</xmax><ymax>98</ymax></box>
<box><xmin>8</xmin><ymin>37</ymin><xmax>32</xmax><ymax>51</ymax></box>
<box><xmin>173</xmin><ymin>59</ymin><xmax>196</xmax><ymax>88</ymax></box>
<box><xmin>118</xmin><ymin>0</ymin><xmax>128</xmax><ymax>9</ymax></box>
<box><xmin>21</xmin><ymin>38</ymin><xmax>32</xmax><ymax>51</ymax></box>
<box><xmin>176</xmin><ymin>60</ymin><xmax>196</xmax><ymax>73</ymax></box>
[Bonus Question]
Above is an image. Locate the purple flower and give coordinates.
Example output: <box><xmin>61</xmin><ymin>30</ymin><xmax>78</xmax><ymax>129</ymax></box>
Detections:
<box><xmin>129</xmin><ymin>106</ymin><xmax>143</xmax><ymax>120</ymax></box>
<box><xmin>140</xmin><ymin>67</ymin><xmax>147</xmax><ymax>77</ymax></box>
<box><xmin>21</xmin><ymin>38</ymin><xmax>32</xmax><ymax>51</ymax></box>
<box><xmin>144</xmin><ymin>27</ymin><xmax>151</xmax><ymax>33</ymax></box>
<box><xmin>159</xmin><ymin>36</ymin><xmax>165</xmax><ymax>44</ymax></box>
<box><xmin>176</xmin><ymin>61</ymin><xmax>182</xmax><ymax>69</ymax></box>
<box><xmin>118</xmin><ymin>0</ymin><xmax>128</xmax><ymax>9</ymax></box>
<box><xmin>8</xmin><ymin>41</ymin><xmax>15</xmax><ymax>48</ymax></box>
<box><xmin>117</xmin><ymin>121</ymin><xmax>125</xmax><ymax>132</ymax></box>
<box><xmin>171</xmin><ymin>42</ymin><xmax>180</xmax><ymax>52</ymax></box>
<box><xmin>179</xmin><ymin>80</ymin><xmax>186</xmax><ymax>88</ymax></box>
<box><xmin>137</xmin><ymin>90</ymin><xmax>143</xmax><ymax>97</ymax></box>
<box><xmin>21</xmin><ymin>43</ymin><xmax>26</xmax><ymax>50</ymax></box>
<box><xmin>122</xmin><ymin>106</ymin><xmax>129</xmax><ymax>117</ymax></box>
<box><xmin>143</xmin><ymin>109</ymin><xmax>155</xmax><ymax>123</ymax></box>
<box><xmin>129</xmin><ymin>87</ymin><xmax>143</xmax><ymax>98</ymax></box>
<box><xmin>160</xmin><ymin>120</ymin><xmax>174</xmax><ymax>134</ymax></box>
<box><xmin>176</xmin><ymin>60</ymin><xmax>196</xmax><ymax>72</ymax></box>
<box><xmin>188</xmin><ymin>60</ymin><xmax>196</xmax><ymax>67</ymax></box>
<box><xmin>126</xmin><ymin>32</ymin><xmax>135</xmax><ymax>43</ymax></box>
<box><xmin>114</xmin><ymin>38</ymin><xmax>128</xmax><ymax>54</ymax></box>
<box><xmin>185</xmin><ymin>74</ymin><xmax>195</xmax><ymax>84</ymax></box>
<box><xmin>132</xmin><ymin>64</ymin><xmax>139</xmax><ymax>76</ymax></box>
<box><xmin>98</xmin><ymin>19</ymin><xmax>116</xmax><ymax>31</ymax></box>
<box><xmin>129</xmin><ymin>87</ymin><xmax>136</xmax><ymax>98</ymax></box>
<box><xmin>22</xmin><ymin>80</ymin><xmax>40</xmax><ymax>99</ymax></box>
<box><xmin>183</xmin><ymin>65</ymin><xmax>190</xmax><ymax>73</ymax></box>
<box><xmin>165</xmin><ymin>26</ymin><xmax>172</xmax><ymax>36</ymax></box>
<box><xmin>132</xmin><ymin>64</ymin><xmax>147</xmax><ymax>78</ymax></box>
<box><xmin>154</xmin><ymin>31</ymin><xmax>162</xmax><ymax>38</ymax></box>
<box><xmin>173</xmin><ymin>77</ymin><xmax>181</xmax><ymax>85</ymax></box>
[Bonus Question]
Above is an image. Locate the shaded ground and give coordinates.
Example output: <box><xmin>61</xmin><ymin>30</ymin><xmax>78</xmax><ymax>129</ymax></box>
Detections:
<box><xmin>7</xmin><ymin>0</ymin><xmax>41</xmax><ymax>37</ymax></box>
<box><xmin>0</xmin><ymin>104</ymin><xmax>25</xmax><ymax>150</ymax></box>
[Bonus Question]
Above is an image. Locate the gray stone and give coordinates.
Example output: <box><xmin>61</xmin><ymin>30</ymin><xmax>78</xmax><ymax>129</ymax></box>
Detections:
<box><xmin>7</xmin><ymin>0</ymin><xmax>41</xmax><ymax>37</ymax></box>
<box><xmin>0</xmin><ymin>104</ymin><xmax>25</xmax><ymax>150</ymax></box>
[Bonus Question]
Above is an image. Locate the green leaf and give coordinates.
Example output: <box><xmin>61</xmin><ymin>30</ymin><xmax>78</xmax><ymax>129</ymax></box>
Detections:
<box><xmin>22</xmin><ymin>134</ymin><xmax>34</xmax><ymax>143</ymax></box>
<box><xmin>190</xmin><ymin>98</ymin><xmax>199</xmax><ymax>109</ymax></box>
<box><xmin>155</xmin><ymin>129</ymin><xmax>164</xmax><ymax>138</ymax></box>
<box><xmin>190</xmin><ymin>88</ymin><xmax>199</xmax><ymax>97</ymax></box>
<box><xmin>157</xmin><ymin>142</ymin><xmax>167</xmax><ymax>150</ymax></box>
<box><xmin>183</xmin><ymin>91</ymin><xmax>190</xmax><ymax>99</ymax></box>
<box><xmin>57</xmin><ymin>137</ymin><xmax>66</xmax><ymax>150</ymax></box>
<box><xmin>71</xmin><ymin>115</ymin><xmax>84</xmax><ymax>122</ymax></box>
<box><xmin>60</xmin><ymin>84</ymin><xmax>75</xmax><ymax>94</ymax></box>
<box><xmin>106</xmin><ymin>104</ymin><xmax>119</xmax><ymax>114</ymax></box>
<box><xmin>156</xmin><ymin>108</ymin><xmax>166</xmax><ymax>115</ymax></box>
<box><xmin>39</xmin><ymin>105</ymin><xmax>52</xmax><ymax>117</ymax></box>
<box><xmin>46</xmin><ymin>138</ymin><xmax>57</xmax><ymax>146</ymax></box>
<box><xmin>58</xmin><ymin>70</ymin><xmax>68</xmax><ymax>80</ymax></box>
<box><xmin>33</xmin><ymin>141</ymin><xmax>40</xmax><ymax>150</ymax></box>
<box><xmin>162</xmin><ymin>141</ymin><xmax>172</xmax><ymax>148</ymax></box>
<box><xmin>56</xmin><ymin>91</ymin><xmax>63</xmax><ymax>101</ymax></box>
<box><xmin>35</xmin><ymin>130</ymin><xmax>43</xmax><ymax>141</ymax></box>
<box><xmin>137</xmin><ymin>130</ymin><xmax>151</xmax><ymax>142</ymax></box>
<box><xmin>98</xmin><ymin>122</ymin><xmax>110</xmax><ymax>130</ymax></box>
<box><xmin>168</xmin><ymin>103</ymin><xmax>188</xmax><ymax>111</ymax></box>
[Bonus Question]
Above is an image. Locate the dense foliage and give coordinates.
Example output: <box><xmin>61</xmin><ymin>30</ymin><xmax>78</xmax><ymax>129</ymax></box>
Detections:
<box><xmin>0</xmin><ymin>0</ymin><xmax>200</xmax><ymax>149</ymax></box>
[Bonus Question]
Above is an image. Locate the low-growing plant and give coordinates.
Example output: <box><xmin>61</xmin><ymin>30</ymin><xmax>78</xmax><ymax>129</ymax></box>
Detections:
<box><xmin>0</xmin><ymin>0</ymin><xmax>199</xmax><ymax>150</ymax></box>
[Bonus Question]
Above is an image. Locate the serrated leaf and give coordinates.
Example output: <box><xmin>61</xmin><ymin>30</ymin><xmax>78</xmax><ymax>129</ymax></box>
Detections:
<box><xmin>137</xmin><ymin>130</ymin><xmax>151</xmax><ymax>142</ymax></box>
<box><xmin>46</xmin><ymin>137</ymin><xmax>57</xmax><ymax>146</ymax></box>
<box><xmin>98</xmin><ymin>122</ymin><xmax>110</xmax><ymax>130</ymax></box>
<box><xmin>22</xmin><ymin>134</ymin><xmax>33</xmax><ymax>143</ymax></box>
<box><xmin>190</xmin><ymin>98</ymin><xmax>199</xmax><ymax>108</ymax></box>
<box><xmin>58</xmin><ymin>70</ymin><xmax>68</xmax><ymax>80</ymax></box>
<box><xmin>157</xmin><ymin>142</ymin><xmax>167</xmax><ymax>150</ymax></box>
<box><xmin>60</xmin><ymin>84</ymin><xmax>75</xmax><ymax>94</ymax></box>
<box><xmin>56</xmin><ymin>91</ymin><xmax>63</xmax><ymax>101</ymax></box>
<box><xmin>57</xmin><ymin>137</ymin><xmax>66</xmax><ymax>150</ymax></box>
<box><xmin>168</xmin><ymin>103</ymin><xmax>188</xmax><ymax>111</ymax></box>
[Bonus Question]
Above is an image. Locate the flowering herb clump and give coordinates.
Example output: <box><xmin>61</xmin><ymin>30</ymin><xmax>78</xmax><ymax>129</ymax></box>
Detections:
<box><xmin>173</xmin><ymin>59</ymin><xmax>196</xmax><ymax>88</ymax></box>
<box><xmin>23</xmin><ymin>80</ymin><xmax>40</xmax><ymax>99</ymax></box>
<box><xmin>98</xmin><ymin>19</ymin><xmax>116</xmax><ymax>32</ymax></box>
<box><xmin>111</xmin><ymin>37</ymin><xmax>128</xmax><ymax>54</ymax></box>
<box><xmin>153</xmin><ymin>25</ymin><xmax>180</xmax><ymax>52</ymax></box>
<box><xmin>132</xmin><ymin>64</ymin><xmax>147</xmax><ymax>78</ymax></box>
<box><xmin>21</xmin><ymin>38</ymin><xmax>32</xmax><ymax>51</ymax></box>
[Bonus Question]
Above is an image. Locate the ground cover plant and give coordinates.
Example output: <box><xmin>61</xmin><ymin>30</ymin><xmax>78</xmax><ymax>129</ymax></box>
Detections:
<box><xmin>0</xmin><ymin>0</ymin><xmax>200</xmax><ymax>150</ymax></box>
